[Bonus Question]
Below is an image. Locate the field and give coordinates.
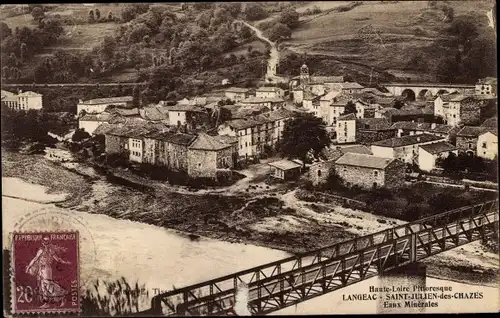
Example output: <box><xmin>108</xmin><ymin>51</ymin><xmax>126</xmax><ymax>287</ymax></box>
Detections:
<box><xmin>283</xmin><ymin>0</ymin><xmax>495</xmax><ymax>79</ymax></box>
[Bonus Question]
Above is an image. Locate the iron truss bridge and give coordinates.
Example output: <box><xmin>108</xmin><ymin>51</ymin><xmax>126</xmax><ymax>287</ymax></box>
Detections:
<box><xmin>149</xmin><ymin>200</ymin><xmax>498</xmax><ymax>316</ymax></box>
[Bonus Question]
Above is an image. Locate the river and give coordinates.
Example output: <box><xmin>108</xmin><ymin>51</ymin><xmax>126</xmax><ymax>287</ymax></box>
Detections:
<box><xmin>2</xmin><ymin>177</ymin><xmax>498</xmax><ymax>314</ymax></box>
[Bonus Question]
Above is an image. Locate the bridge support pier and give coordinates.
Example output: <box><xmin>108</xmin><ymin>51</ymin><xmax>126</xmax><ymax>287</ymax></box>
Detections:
<box><xmin>376</xmin><ymin>262</ymin><xmax>427</xmax><ymax>314</ymax></box>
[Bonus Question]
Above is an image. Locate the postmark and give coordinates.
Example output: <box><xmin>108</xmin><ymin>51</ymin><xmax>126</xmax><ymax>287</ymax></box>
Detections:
<box><xmin>11</xmin><ymin>231</ymin><xmax>80</xmax><ymax>314</ymax></box>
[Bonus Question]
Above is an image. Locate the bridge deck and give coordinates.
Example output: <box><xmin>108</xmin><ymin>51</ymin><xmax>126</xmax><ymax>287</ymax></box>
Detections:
<box><xmin>151</xmin><ymin>200</ymin><xmax>498</xmax><ymax>316</ymax></box>
<box><xmin>381</xmin><ymin>83</ymin><xmax>475</xmax><ymax>88</ymax></box>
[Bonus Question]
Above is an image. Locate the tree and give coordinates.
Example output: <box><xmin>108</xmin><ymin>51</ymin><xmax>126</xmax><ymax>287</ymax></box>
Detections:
<box><xmin>441</xmin><ymin>5</ymin><xmax>454</xmax><ymax>22</ymax></box>
<box><xmin>278</xmin><ymin>9</ymin><xmax>300</xmax><ymax>29</ymax></box>
<box><xmin>427</xmin><ymin>0</ymin><xmax>438</xmax><ymax>8</ymax></box>
<box><xmin>267</xmin><ymin>23</ymin><xmax>291</xmax><ymax>42</ymax></box>
<box><xmin>95</xmin><ymin>8</ymin><xmax>101</xmax><ymax>20</ymax></box>
<box><xmin>88</xmin><ymin>10</ymin><xmax>95</xmax><ymax>23</ymax></box>
<box><xmin>278</xmin><ymin>113</ymin><xmax>330</xmax><ymax>167</ymax></box>
<box><xmin>1</xmin><ymin>66</ymin><xmax>9</xmax><ymax>79</ymax></box>
<box><xmin>436</xmin><ymin>56</ymin><xmax>461</xmax><ymax>83</ymax></box>
<box><xmin>72</xmin><ymin>128</ymin><xmax>91</xmax><ymax>142</ymax></box>
<box><xmin>244</xmin><ymin>3</ymin><xmax>268</xmax><ymax>21</ymax></box>
<box><xmin>393</xmin><ymin>100</ymin><xmax>404</xmax><ymax>109</ymax></box>
<box><xmin>342</xmin><ymin>101</ymin><xmax>356</xmax><ymax>115</ymax></box>
<box><xmin>19</xmin><ymin>42</ymin><xmax>28</xmax><ymax>62</ymax></box>
<box><xmin>446</xmin><ymin>16</ymin><xmax>478</xmax><ymax>50</ymax></box>
<box><xmin>107</xmin><ymin>11</ymin><xmax>113</xmax><ymax>21</ymax></box>
<box><xmin>0</xmin><ymin>22</ymin><xmax>12</xmax><ymax>42</ymax></box>
<box><xmin>121</xmin><ymin>5</ymin><xmax>137</xmax><ymax>22</ymax></box>
<box><xmin>31</xmin><ymin>7</ymin><xmax>45</xmax><ymax>24</ymax></box>
<box><xmin>220</xmin><ymin>2</ymin><xmax>241</xmax><ymax>18</ymax></box>
<box><xmin>440</xmin><ymin>152</ymin><xmax>458</xmax><ymax>174</ymax></box>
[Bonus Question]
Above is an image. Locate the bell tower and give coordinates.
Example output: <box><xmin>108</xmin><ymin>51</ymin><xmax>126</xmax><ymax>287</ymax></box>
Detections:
<box><xmin>300</xmin><ymin>63</ymin><xmax>310</xmax><ymax>83</ymax></box>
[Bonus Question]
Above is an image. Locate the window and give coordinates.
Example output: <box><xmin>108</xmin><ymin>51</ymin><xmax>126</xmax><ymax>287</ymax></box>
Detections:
<box><xmin>318</xmin><ymin>170</ymin><xmax>322</xmax><ymax>177</ymax></box>
<box><xmin>482</xmin><ymin>142</ymin><xmax>487</xmax><ymax>148</ymax></box>
<box><xmin>178</xmin><ymin>112</ymin><xmax>180</xmax><ymax>116</ymax></box>
<box><xmin>468</xmin><ymin>143</ymin><xmax>473</xmax><ymax>149</ymax></box>
<box><xmin>374</xmin><ymin>170</ymin><xmax>378</xmax><ymax>177</ymax></box>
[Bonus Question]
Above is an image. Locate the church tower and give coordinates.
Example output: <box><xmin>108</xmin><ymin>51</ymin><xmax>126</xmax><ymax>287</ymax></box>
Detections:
<box><xmin>300</xmin><ymin>63</ymin><xmax>310</xmax><ymax>83</ymax></box>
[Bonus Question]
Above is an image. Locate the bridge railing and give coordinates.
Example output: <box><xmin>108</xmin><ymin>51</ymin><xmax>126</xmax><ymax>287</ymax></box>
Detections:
<box><xmin>151</xmin><ymin>199</ymin><xmax>498</xmax><ymax>315</ymax></box>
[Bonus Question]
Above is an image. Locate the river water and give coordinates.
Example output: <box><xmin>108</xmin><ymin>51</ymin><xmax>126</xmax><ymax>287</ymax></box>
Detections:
<box><xmin>2</xmin><ymin>178</ymin><xmax>498</xmax><ymax>314</ymax></box>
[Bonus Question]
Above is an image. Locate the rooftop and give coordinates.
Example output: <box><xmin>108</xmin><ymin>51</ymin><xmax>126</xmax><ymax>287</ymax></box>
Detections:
<box><xmin>189</xmin><ymin>132</ymin><xmax>232</xmax><ymax>151</ymax></box>
<box><xmin>18</xmin><ymin>91</ymin><xmax>42</xmax><ymax>97</ymax></box>
<box><xmin>457</xmin><ymin>126</ymin><xmax>497</xmax><ymax>137</ymax></box>
<box><xmin>477</xmin><ymin>77</ymin><xmax>497</xmax><ymax>85</ymax></box>
<box><xmin>80</xmin><ymin>96</ymin><xmax>133</xmax><ymax>105</ymax></box>
<box><xmin>309</xmin><ymin>76</ymin><xmax>344</xmax><ymax>84</ymax></box>
<box><xmin>225</xmin><ymin>87</ymin><xmax>250</xmax><ymax>93</ymax></box>
<box><xmin>79</xmin><ymin>113</ymin><xmax>111</xmax><ymax>122</ymax></box>
<box><xmin>339</xmin><ymin>82</ymin><xmax>364</xmax><ymax>90</ymax></box>
<box><xmin>320</xmin><ymin>90</ymin><xmax>341</xmax><ymax>101</ymax></box>
<box><xmin>420</xmin><ymin>142</ymin><xmax>457</xmax><ymax>155</ymax></box>
<box><xmin>268</xmin><ymin>159</ymin><xmax>302</xmax><ymax>170</ymax></box>
<box><xmin>481</xmin><ymin>117</ymin><xmax>498</xmax><ymax>128</ymax></box>
<box><xmin>167</xmin><ymin>104</ymin><xmax>206</xmax><ymax>112</ymax></box>
<box><xmin>256</xmin><ymin>86</ymin><xmax>282</xmax><ymax>92</ymax></box>
<box><xmin>241</xmin><ymin>97</ymin><xmax>284</xmax><ymax>104</ymax></box>
<box><xmin>335</xmin><ymin>153</ymin><xmax>394</xmax><ymax>169</ymax></box>
<box><xmin>372</xmin><ymin>133</ymin><xmax>444</xmax><ymax>148</ymax></box>
<box><xmin>338</xmin><ymin>113</ymin><xmax>357</xmax><ymax>121</ymax></box>
<box><xmin>356</xmin><ymin>118</ymin><xmax>392</xmax><ymax>130</ymax></box>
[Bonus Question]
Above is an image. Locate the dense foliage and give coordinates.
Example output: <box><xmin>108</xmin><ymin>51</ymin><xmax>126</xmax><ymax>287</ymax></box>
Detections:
<box><xmin>278</xmin><ymin>113</ymin><xmax>330</xmax><ymax>166</ymax></box>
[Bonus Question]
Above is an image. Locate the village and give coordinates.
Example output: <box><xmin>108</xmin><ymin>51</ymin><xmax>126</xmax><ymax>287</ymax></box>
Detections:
<box><xmin>2</xmin><ymin>65</ymin><xmax>497</xmax><ymax>192</ymax></box>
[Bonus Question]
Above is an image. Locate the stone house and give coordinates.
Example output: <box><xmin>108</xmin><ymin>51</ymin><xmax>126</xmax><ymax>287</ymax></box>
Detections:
<box><xmin>166</xmin><ymin>104</ymin><xmax>207</xmax><ymax>128</ymax></box>
<box><xmin>78</xmin><ymin>113</ymin><xmax>111</xmax><ymax>135</ymax></box>
<box><xmin>77</xmin><ymin>96</ymin><xmax>133</xmax><ymax>115</ymax></box>
<box><xmin>477</xmin><ymin>131</ymin><xmax>498</xmax><ymax>160</ymax></box>
<box><xmin>418</xmin><ymin>142</ymin><xmax>458</xmax><ymax>172</ymax></box>
<box><xmin>371</xmin><ymin>133</ymin><xmax>445</xmax><ymax>165</ymax></box>
<box><xmin>456</xmin><ymin>126</ymin><xmax>497</xmax><ymax>157</ymax></box>
<box><xmin>309</xmin><ymin>145</ymin><xmax>372</xmax><ymax>186</ymax></box>
<box><xmin>268</xmin><ymin>159</ymin><xmax>302</xmax><ymax>181</ymax></box>
<box><xmin>355</xmin><ymin>118</ymin><xmax>396</xmax><ymax>145</ymax></box>
<box><xmin>218</xmin><ymin>109</ymin><xmax>294</xmax><ymax>160</ymax></box>
<box><xmin>319</xmin><ymin>91</ymin><xmax>341</xmax><ymax>123</ymax></box>
<box><xmin>335</xmin><ymin>153</ymin><xmax>405</xmax><ymax>189</ymax></box>
<box><xmin>335</xmin><ymin>82</ymin><xmax>364</xmax><ymax>99</ymax></box>
<box><xmin>302</xmin><ymin>91</ymin><xmax>321</xmax><ymax>117</ymax></box>
<box><xmin>475</xmin><ymin>77</ymin><xmax>497</xmax><ymax>97</ymax></box>
<box><xmin>435</xmin><ymin>94</ymin><xmax>482</xmax><ymax>127</ymax></box>
<box><xmin>354</xmin><ymin>99</ymin><xmax>378</xmax><ymax>119</ymax></box>
<box><xmin>391</xmin><ymin>121</ymin><xmax>459</xmax><ymax>142</ymax></box>
<box><xmin>1</xmin><ymin>89</ymin><xmax>43</xmax><ymax>110</ymax></box>
<box><xmin>326</xmin><ymin>98</ymin><xmax>349</xmax><ymax>126</ymax></box>
<box><xmin>187</xmin><ymin>132</ymin><xmax>235</xmax><ymax>179</ymax></box>
<box><xmin>239</xmin><ymin>97</ymin><xmax>285</xmax><ymax>111</ymax></box>
<box><xmin>336</xmin><ymin>113</ymin><xmax>357</xmax><ymax>143</ymax></box>
<box><xmin>255</xmin><ymin>86</ymin><xmax>285</xmax><ymax>99</ymax></box>
<box><xmin>225</xmin><ymin>87</ymin><xmax>250</xmax><ymax>101</ymax></box>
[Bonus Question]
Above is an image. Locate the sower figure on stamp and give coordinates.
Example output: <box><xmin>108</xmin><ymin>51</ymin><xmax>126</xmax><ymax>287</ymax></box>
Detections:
<box><xmin>25</xmin><ymin>237</ymin><xmax>71</xmax><ymax>308</ymax></box>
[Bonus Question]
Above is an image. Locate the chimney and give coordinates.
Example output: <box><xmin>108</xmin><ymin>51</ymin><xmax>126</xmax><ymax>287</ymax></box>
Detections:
<box><xmin>18</xmin><ymin>89</ymin><xmax>22</xmax><ymax>94</ymax></box>
<box><xmin>79</xmin><ymin>99</ymin><xmax>83</xmax><ymax>104</ymax></box>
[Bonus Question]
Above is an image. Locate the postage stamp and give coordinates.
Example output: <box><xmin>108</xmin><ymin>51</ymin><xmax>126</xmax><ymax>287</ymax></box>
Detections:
<box><xmin>11</xmin><ymin>231</ymin><xmax>80</xmax><ymax>314</ymax></box>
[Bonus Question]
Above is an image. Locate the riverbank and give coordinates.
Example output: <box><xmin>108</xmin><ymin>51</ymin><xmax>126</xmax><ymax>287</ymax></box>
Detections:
<box><xmin>2</xmin><ymin>150</ymin><xmax>498</xmax><ymax>288</ymax></box>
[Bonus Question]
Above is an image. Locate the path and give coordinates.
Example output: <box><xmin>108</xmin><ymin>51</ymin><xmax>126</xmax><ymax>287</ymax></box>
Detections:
<box><xmin>236</xmin><ymin>20</ymin><xmax>288</xmax><ymax>83</ymax></box>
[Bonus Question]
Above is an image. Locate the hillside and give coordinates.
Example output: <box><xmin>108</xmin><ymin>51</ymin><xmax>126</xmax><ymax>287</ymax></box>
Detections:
<box><xmin>278</xmin><ymin>0</ymin><xmax>496</xmax><ymax>82</ymax></box>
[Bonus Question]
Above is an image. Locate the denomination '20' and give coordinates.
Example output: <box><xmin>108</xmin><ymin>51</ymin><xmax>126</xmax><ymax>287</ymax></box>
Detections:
<box><xmin>16</xmin><ymin>285</ymin><xmax>35</xmax><ymax>303</ymax></box>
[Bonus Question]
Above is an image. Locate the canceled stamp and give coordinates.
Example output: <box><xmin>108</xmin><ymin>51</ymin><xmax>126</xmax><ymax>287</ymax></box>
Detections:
<box><xmin>11</xmin><ymin>231</ymin><xmax>80</xmax><ymax>314</ymax></box>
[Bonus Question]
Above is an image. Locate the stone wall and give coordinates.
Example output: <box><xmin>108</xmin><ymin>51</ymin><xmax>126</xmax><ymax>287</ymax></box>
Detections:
<box><xmin>356</xmin><ymin>129</ymin><xmax>396</xmax><ymax>145</ymax></box>
<box><xmin>188</xmin><ymin>149</ymin><xmax>217</xmax><ymax>178</ymax></box>
<box><xmin>459</xmin><ymin>99</ymin><xmax>482</xmax><ymax>126</ymax></box>
<box><xmin>456</xmin><ymin>136</ymin><xmax>478</xmax><ymax>154</ymax></box>
<box><xmin>384</xmin><ymin>160</ymin><xmax>406</xmax><ymax>188</ymax></box>
<box><xmin>309</xmin><ymin>161</ymin><xmax>336</xmax><ymax>186</ymax></box>
<box><xmin>336</xmin><ymin>164</ymin><xmax>385</xmax><ymax>189</ymax></box>
<box><xmin>105</xmin><ymin>134</ymin><xmax>126</xmax><ymax>154</ymax></box>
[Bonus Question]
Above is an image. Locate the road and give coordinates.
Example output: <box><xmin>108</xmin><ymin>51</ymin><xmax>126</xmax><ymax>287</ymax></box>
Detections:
<box><xmin>1</xmin><ymin>82</ymin><xmax>147</xmax><ymax>87</ymax></box>
<box><xmin>236</xmin><ymin>20</ymin><xmax>288</xmax><ymax>83</ymax></box>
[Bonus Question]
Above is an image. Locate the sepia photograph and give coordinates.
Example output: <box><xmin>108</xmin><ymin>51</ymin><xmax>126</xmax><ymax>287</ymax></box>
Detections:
<box><xmin>1</xmin><ymin>1</ymin><xmax>498</xmax><ymax>316</ymax></box>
